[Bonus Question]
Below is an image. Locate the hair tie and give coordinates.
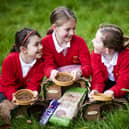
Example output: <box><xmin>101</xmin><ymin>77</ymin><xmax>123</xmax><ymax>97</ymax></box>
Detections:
<box><xmin>21</xmin><ymin>31</ymin><xmax>35</xmax><ymax>46</ymax></box>
<box><xmin>104</xmin><ymin>32</ymin><xmax>110</xmax><ymax>39</ymax></box>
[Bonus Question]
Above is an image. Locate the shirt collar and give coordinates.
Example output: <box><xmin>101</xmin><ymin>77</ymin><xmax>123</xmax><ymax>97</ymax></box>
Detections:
<box><xmin>19</xmin><ymin>55</ymin><xmax>36</xmax><ymax>67</ymax></box>
<box><xmin>52</xmin><ymin>31</ymin><xmax>70</xmax><ymax>53</ymax></box>
<box><xmin>101</xmin><ymin>52</ymin><xmax>118</xmax><ymax>67</ymax></box>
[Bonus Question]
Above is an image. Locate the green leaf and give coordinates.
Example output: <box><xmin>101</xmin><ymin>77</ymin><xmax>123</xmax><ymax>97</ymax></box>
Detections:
<box><xmin>121</xmin><ymin>88</ymin><xmax>129</xmax><ymax>92</ymax></box>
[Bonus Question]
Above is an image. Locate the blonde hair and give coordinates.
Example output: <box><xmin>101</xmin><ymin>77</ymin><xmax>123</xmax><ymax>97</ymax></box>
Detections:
<box><xmin>47</xmin><ymin>7</ymin><xmax>77</xmax><ymax>35</ymax></box>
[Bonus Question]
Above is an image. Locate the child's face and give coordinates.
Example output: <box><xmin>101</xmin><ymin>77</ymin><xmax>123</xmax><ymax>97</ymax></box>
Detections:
<box><xmin>54</xmin><ymin>18</ymin><xmax>76</xmax><ymax>44</ymax></box>
<box><xmin>25</xmin><ymin>35</ymin><xmax>43</xmax><ymax>59</ymax></box>
<box><xmin>92</xmin><ymin>30</ymin><xmax>105</xmax><ymax>54</ymax></box>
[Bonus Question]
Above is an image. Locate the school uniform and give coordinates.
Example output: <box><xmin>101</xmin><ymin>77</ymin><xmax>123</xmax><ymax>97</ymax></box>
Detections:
<box><xmin>42</xmin><ymin>33</ymin><xmax>92</xmax><ymax>78</ymax></box>
<box><xmin>0</xmin><ymin>52</ymin><xmax>44</xmax><ymax>101</ymax></box>
<box><xmin>91</xmin><ymin>48</ymin><xmax>129</xmax><ymax>97</ymax></box>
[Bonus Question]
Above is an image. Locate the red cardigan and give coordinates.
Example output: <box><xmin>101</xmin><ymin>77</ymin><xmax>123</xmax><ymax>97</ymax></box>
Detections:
<box><xmin>91</xmin><ymin>48</ymin><xmax>129</xmax><ymax>97</ymax></box>
<box><xmin>0</xmin><ymin>52</ymin><xmax>44</xmax><ymax>101</ymax></box>
<box><xmin>42</xmin><ymin>34</ymin><xmax>92</xmax><ymax>78</ymax></box>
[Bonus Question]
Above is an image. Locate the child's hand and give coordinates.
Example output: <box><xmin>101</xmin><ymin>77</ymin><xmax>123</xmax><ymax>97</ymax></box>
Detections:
<box><xmin>32</xmin><ymin>91</ymin><xmax>38</xmax><ymax>98</ymax></box>
<box><xmin>104</xmin><ymin>90</ymin><xmax>114</xmax><ymax>99</ymax></box>
<box><xmin>88</xmin><ymin>90</ymin><xmax>98</xmax><ymax>102</ymax></box>
<box><xmin>71</xmin><ymin>69</ymin><xmax>82</xmax><ymax>81</ymax></box>
<box><xmin>12</xmin><ymin>93</ymin><xmax>19</xmax><ymax>106</ymax></box>
<box><xmin>29</xmin><ymin>91</ymin><xmax>39</xmax><ymax>105</ymax></box>
<box><xmin>49</xmin><ymin>69</ymin><xmax>58</xmax><ymax>81</ymax></box>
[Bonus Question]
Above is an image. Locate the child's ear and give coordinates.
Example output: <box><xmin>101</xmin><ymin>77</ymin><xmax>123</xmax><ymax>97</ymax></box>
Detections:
<box><xmin>20</xmin><ymin>46</ymin><xmax>27</xmax><ymax>54</ymax></box>
<box><xmin>51</xmin><ymin>24</ymin><xmax>56</xmax><ymax>30</ymax></box>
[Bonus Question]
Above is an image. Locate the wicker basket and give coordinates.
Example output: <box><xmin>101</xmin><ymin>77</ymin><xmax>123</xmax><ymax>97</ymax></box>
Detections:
<box><xmin>14</xmin><ymin>89</ymin><xmax>35</xmax><ymax>105</ymax></box>
<box><xmin>53</xmin><ymin>72</ymin><xmax>74</xmax><ymax>86</ymax></box>
<box><xmin>92</xmin><ymin>93</ymin><xmax>112</xmax><ymax>101</ymax></box>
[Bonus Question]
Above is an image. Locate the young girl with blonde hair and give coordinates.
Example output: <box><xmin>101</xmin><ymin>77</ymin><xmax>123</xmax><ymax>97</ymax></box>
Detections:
<box><xmin>42</xmin><ymin>7</ymin><xmax>92</xmax><ymax>81</ymax></box>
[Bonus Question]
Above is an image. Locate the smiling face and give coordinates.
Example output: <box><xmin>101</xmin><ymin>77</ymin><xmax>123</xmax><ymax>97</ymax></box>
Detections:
<box><xmin>92</xmin><ymin>30</ymin><xmax>116</xmax><ymax>57</ymax></box>
<box><xmin>25</xmin><ymin>35</ymin><xmax>43</xmax><ymax>59</ymax></box>
<box><xmin>92</xmin><ymin>30</ymin><xmax>105</xmax><ymax>54</ymax></box>
<box><xmin>53</xmin><ymin>18</ymin><xmax>76</xmax><ymax>45</ymax></box>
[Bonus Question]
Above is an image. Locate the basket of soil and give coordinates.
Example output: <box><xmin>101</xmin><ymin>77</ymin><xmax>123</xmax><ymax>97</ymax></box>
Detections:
<box><xmin>92</xmin><ymin>93</ymin><xmax>112</xmax><ymax>101</ymax></box>
<box><xmin>14</xmin><ymin>89</ymin><xmax>35</xmax><ymax>105</ymax></box>
<box><xmin>53</xmin><ymin>72</ymin><xmax>74</xmax><ymax>86</ymax></box>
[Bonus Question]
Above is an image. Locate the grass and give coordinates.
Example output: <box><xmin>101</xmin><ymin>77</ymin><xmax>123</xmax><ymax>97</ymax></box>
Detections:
<box><xmin>8</xmin><ymin>107</ymin><xmax>129</xmax><ymax>129</ymax></box>
<box><xmin>0</xmin><ymin>0</ymin><xmax>129</xmax><ymax>128</ymax></box>
<box><xmin>0</xmin><ymin>0</ymin><xmax>129</xmax><ymax>63</ymax></box>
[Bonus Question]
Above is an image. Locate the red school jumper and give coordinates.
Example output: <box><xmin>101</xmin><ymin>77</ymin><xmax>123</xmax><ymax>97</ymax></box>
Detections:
<box><xmin>91</xmin><ymin>48</ymin><xmax>129</xmax><ymax>97</ymax></box>
<box><xmin>42</xmin><ymin>34</ymin><xmax>92</xmax><ymax>78</ymax></box>
<box><xmin>0</xmin><ymin>52</ymin><xmax>44</xmax><ymax>101</ymax></box>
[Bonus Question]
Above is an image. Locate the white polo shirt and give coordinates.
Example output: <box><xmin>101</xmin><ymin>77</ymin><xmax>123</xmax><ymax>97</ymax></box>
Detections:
<box><xmin>19</xmin><ymin>55</ymin><xmax>36</xmax><ymax>77</ymax></box>
<box><xmin>52</xmin><ymin>31</ymin><xmax>70</xmax><ymax>56</ymax></box>
<box><xmin>101</xmin><ymin>52</ymin><xmax>118</xmax><ymax>81</ymax></box>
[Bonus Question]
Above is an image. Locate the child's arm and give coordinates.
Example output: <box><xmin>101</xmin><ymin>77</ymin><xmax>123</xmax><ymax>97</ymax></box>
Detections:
<box><xmin>42</xmin><ymin>38</ymin><xmax>57</xmax><ymax>77</ymax></box>
<box><xmin>110</xmin><ymin>51</ymin><xmax>129</xmax><ymax>97</ymax></box>
<box><xmin>91</xmin><ymin>51</ymin><xmax>108</xmax><ymax>93</ymax></box>
<box><xmin>79</xmin><ymin>38</ymin><xmax>92</xmax><ymax>77</ymax></box>
<box><xmin>1</xmin><ymin>56</ymin><xmax>18</xmax><ymax>101</ymax></box>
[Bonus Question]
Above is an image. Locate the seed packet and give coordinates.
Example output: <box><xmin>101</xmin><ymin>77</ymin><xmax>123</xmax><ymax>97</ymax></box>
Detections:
<box><xmin>39</xmin><ymin>99</ymin><xmax>59</xmax><ymax>125</ymax></box>
<box><xmin>49</xmin><ymin>87</ymin><xmax>86</xmax><ymax>127</ymax></box>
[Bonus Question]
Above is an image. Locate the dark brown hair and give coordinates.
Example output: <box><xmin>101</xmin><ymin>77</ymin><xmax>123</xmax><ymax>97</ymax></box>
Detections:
<box><xmin>99</xmin><ymin>24</ymin><xmax>129</xmax><ymax>52</ymax></box>
<box><xmin>10</xmin><ymin>28</ymin><xmax>41</xmax><ymax>52</ymax></box>
<box><xmin>47</xmin><ymin>7</ymin><xmax>77</xmax><ymax>35</ymax></box>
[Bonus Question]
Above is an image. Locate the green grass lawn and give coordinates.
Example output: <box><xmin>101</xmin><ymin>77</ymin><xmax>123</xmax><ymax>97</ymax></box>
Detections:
<box><xmin>0</xmin><ymin>0</ymin><xmax>129</xmax><ymax>128</ymax></box>
<box><xmin>7</xmin><ymin>105</ymin><xmax>129</xmax><ymax>129</ymax></box>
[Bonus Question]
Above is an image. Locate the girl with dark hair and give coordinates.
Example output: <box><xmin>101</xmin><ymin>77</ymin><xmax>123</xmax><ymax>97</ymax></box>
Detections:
<box><xmin>0</xmin><ymin>28</ymin><xmax>44</xmax><ymax>103</ymax></box>
<box><xmin>42</xmin><ymin>7</ymin><xmax>92</xmax><ymax>81</ymax></box>
<box><xmin>89</xmin><ymin>24</ymin><xmax>129</xmax><ymax>101</ymax></box>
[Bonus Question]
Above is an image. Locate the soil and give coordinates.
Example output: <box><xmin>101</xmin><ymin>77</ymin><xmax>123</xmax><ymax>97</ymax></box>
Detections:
<box><xmin>56</xmin><ymin>74</ymin><xmax>73</xmax><ymax>82</ymax></box>
<box><xmin>16</xmin><ymin>92</ymin><xmax>33</xmax><ymax>101</ymax></box>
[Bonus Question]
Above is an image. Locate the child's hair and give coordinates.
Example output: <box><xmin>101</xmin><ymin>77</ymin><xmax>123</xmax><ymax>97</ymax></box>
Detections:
<box><xmin>47</xmin><ymin>7</ymin><xmax>77</xmax><ymax>35</ymax></box>
<box><xmin>98</xmin><ymin>24</ymin><xmax>129</xmax><ymax>52</ymax></box>
<box><xmin>10</xmin><ymin>28</ymin><xmax>41</xmax><ymax>52</ymax></box>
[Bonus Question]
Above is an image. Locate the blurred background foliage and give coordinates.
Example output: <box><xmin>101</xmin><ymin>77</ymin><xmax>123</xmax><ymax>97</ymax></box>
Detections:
<box><xmin>0</xmin><ymin>0</ymin><xmax>129</xmax><ymax>65</ymax></box>
<box><xmin>0</xmin><ymin>0</ymin><xmax>129</xmax><ymax>128</ymax></box>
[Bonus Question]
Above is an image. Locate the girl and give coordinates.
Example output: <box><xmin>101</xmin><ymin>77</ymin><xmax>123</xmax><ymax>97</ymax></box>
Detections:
<box><xmin>89</xmin><ymin>24</ymin><xmax>129</xmax><ymax>101</ymax></box>
<box><xmin>42</xmin><ymin>7</ymin><xmax>92</xmax><ymax>81</ymax></box>
<box><xmin>0</xmin><ymin>28</ymin><xmax>44</xmax><ymax>103</ymax></box>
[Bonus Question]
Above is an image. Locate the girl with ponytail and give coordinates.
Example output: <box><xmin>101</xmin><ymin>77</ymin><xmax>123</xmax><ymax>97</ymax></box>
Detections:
<box><xmin>89</xmin><ymin>24</ymin><xmax>129</xmax><ymax>101</ymax></box>
<box><xmin>42</xmin><ymin>7</ymin><xmax>92</xmax><ymax>81</ymax></box>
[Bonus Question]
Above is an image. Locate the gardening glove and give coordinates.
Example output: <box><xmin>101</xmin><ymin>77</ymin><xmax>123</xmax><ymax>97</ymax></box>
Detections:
<box><xmin>104</xmin><ymin>90</ymin><xmax>114</xmax><ymax>99</ymax></box>
<box><xmin>50</xmin><ymin>69</ymin><xmax>58</xmax><ymax>82</ymax></box>
<box><xmin>88</xmin><ymin>90</ymin><xmax>98</xmax><ymax>102</ymax></box>
<box><xmin>71</xmin><ymin>68</ymin><xmax>82</xmax><ymax>81</ymax></box>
